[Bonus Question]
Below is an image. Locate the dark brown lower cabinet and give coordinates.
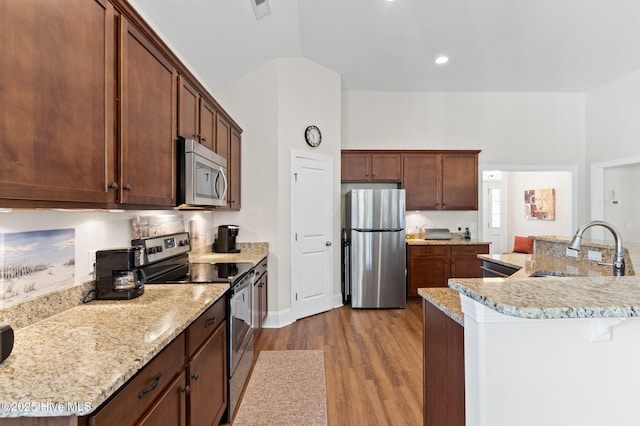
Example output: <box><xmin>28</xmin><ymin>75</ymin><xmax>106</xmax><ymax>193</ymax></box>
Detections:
<box><xmin>138</xmin><ymin>370</ymin><xmax>187</xmax><ymax>426</ymax></box>
<box><xmin>423</xmin><ymin>299</ymin><xmax>465</xmax><ymax>426</ymax></box>
<box><xmin>188</xmin><ymin>323</ymin><xmax>227</xmax><ymax>426</ymax></box>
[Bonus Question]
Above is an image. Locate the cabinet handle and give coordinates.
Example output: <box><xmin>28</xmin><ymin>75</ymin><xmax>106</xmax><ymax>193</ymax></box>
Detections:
<box><xmin>124</xmin><ymin>184</ymin><xmax>132</xmax><ymax>191</ymax></box>
<box><xmin>201</xmin><ymin>137</ymin><xmax>207</xmax><ymax>142</ymax></box>
<box><xmin>191</xmin><ymin>373</ymin><xmax>199</xmax><ymax>380</ymax></box>
<box><xmin>108</xmin><ymin>182</ymin><xmax>118</xmax><ymax>190</ymax></box>
<box><xmin>196</xmin><ymin>133</ymin><xmax>201</xmax><ymax>140</ymax></box>
<box><xmin>204</xmin><ymin>317</ymin><xmax>217</xmax><ymax>328</ymax></box>
<box><xmin>138</xmin><ymin>372</ymin><xmax>162</xmax><ymax>399</ymax></box>
<box><xmin>181</xmin><ymin>385</ymin><xmax>190</xmax><ymax>394</ymax></box>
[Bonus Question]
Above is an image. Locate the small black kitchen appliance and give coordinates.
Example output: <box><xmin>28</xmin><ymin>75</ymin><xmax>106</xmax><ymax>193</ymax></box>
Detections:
<box><xmin>95</xmin><ymin>247</ymin><xmax>146</xmax><ymax>300</ymax></box>
<box><xmin>213</xmin><ymin>225</ymin><xmax>240</xmax><ymax>253</ymax></box>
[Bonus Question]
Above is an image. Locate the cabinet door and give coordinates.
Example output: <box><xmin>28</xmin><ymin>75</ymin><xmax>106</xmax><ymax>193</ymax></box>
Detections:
<box><xmin>341</xmin><ymin>152</ymin><xmax>371</xmax><ymax>182</ymax></box>
<box><xmin>402</xmin><ymin>154</ymin><xmax>440</xmax><ymax>210</ymax></box>
<box><xmin>407</xmin><ymin>246</ymin><xmax>450</xmax><ymax>296</ymax></box>
<box><xmin>177</xmin><ymin>76</ymin><xmax>199</xmax><ymax>141</ymax></box>
<box><xmin>215</xmin><ymin>114</ymin><xmax>231</xmax><ymax>159</ymax></box>
<box><xmin>0</xmin><ymin>0</ymin><xmax>116</xmax><ymax>204</ymax></box>
<box><xmin>227</xmin><ymin>128</ymin><xmax>242</xmax><ymax>210</ymax></box>
<box><xmin>450</xmin><ymin>245</ymin><xmax>489</xmax><ymax>278</ymax></box>
<box><xmin>260</xmin><ymin>272</ymin><xmax>268</xmax><ymax>326</ymax></box>
<box><xmin>199</xmin><ymin>99</ymin><xmax>216</xmax><ymax>150</ymax></box>
<box><xmin>371</xmin><ymin>153</ymin><xmax>401</xmax><ymax>182</ymax></box>
<box><xmin>138</xmin><ymin>370</ymin><xmax>187</xmax><ymax>426</ymax></box>
<box><xmin>119</xmin><ymin>17</ymin><xmax>177</xmax><ymax>206</ymax></box>
<box><xmin>188</xmin><ymin>322</ymin><xmax>227</xmax><ymax>426</ymax></box>
<box><xmin>441</xmin><ymin>153</ymin><xmax>478</xmax><ymax>210</ymax></box>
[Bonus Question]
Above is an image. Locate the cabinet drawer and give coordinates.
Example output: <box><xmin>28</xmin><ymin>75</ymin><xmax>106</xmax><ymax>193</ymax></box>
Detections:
<box><xmin>90</xmin><ymin>333</ymin><xmax>186</xmax><ymax>425</ymax></box>
<box><xmin>408</xmin><ymin>245</ymin><xmax>450</xmax><ymax>257</ymax></box>
<box><xmin>451</xmin><ymin>245</ymin><xmax>489</xmax><ymax>257</ymax></box>
<box><xmin>187</xmin><ymin>296</ymin><xmax>226</xmax><ymax>358</ymax></box>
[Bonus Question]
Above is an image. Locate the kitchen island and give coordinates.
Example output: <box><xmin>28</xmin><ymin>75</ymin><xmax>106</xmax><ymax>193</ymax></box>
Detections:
<box><xmin>0</xmin><ymin>284</ymin><xmax>228</xmax><ymax>421</ymax></box>
<box><xmin>420</xmin><ymin>237</ymin><xmax>640</xmax><ymax>426</ymax></box>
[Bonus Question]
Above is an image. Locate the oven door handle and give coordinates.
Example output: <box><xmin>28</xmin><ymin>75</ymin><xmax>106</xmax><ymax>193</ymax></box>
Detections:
<box><xmin>230</xmin><ymin>271</ymin><xmax>254</xmax><ymax>295</ymax></box>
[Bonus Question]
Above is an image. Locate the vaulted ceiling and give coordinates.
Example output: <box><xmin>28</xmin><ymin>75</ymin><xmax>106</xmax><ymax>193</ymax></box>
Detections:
<box><xmin>130</xmin><ymin>0</ymin><xmax>640</xmax><ymax>93</ymax></box>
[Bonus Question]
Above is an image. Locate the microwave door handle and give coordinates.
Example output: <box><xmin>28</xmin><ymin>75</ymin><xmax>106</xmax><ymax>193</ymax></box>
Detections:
<box><xmin>217</xmin><ymin>168</ymin><xmax>228</xmax><ymax>203</ymax></box>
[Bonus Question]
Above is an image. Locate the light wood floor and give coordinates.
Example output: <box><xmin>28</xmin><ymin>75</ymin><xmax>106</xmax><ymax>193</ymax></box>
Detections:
<box><xmin>254</xmin><ymin>300</ymin><xmax>423</xmax><ymax>425</ymax></box>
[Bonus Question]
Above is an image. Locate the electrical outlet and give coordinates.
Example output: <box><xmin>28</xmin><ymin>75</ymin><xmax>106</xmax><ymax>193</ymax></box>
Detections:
<box><xmin>587</xmin><ymin>251</ymin><xmax>602</xmax><ymax>262</ymax></box>
<box><xmin>566</xmin><ymin>247</ymin><xmax>578</xmax><ymax>258</ymax></box>
<box><xmin>88</xmin><ymin>250</ymin><xmax>97</xmax><ymax>276</ymax></box>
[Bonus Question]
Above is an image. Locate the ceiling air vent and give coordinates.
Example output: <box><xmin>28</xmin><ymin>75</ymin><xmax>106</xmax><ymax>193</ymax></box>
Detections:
<box><xmin>251</xmin><ymin>0</ymin><xmax>271</xmax><ymax>20</ymax></box>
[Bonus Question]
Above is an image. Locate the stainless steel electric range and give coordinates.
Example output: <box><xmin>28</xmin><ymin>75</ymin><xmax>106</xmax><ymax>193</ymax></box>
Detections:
<box><xmin>133</xmin><ymin>232</ymin><xmax>254</xmax><ymax>423</ymax></box>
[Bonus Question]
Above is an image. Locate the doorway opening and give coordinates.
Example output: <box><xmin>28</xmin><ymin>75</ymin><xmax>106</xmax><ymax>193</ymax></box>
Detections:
<box><xmin>480</xmin><ymin>166</ymin><xmax>577</xmax><ymax>254</ymax></box>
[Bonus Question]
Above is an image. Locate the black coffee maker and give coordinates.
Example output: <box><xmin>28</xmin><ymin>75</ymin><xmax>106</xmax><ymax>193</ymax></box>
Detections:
<box><xmin>213</xmin><ymin>225</ymin><xmax>240</xmax><ymax>253</ymax></box>
<box><xmin>95</xmin><ymin>247</ymin><xmax>146</xmax><ymax>300</ymax></box>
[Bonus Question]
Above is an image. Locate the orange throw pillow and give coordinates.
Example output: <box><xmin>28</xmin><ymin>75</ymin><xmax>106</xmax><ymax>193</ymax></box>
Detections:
<box><xmin>513</xmin><ymin>236</ymin><xmax>534</xmax><ymax>254</ymax></box>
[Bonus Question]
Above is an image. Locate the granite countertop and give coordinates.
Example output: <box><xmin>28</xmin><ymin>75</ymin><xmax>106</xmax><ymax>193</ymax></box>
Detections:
<box><xmin>420</xmin><ymin>237</ymin><xmax>640</xmax><ymax>323</ymax></box>
<box><xmin>0</xmin><ymin>284</ymin><xmax>228</xmax><ymax>418</ymax></box>
<box><xmin>450</xmin><ymin>247</ymin><xmax>640</xmax><ymax>320</ymax></box>
<box><xmin>407</xmin><ymin>238</ymin><xmax>490</xmax><ymax>246</ymax></box>
<box><xmin>418</xmin><ymin>288</ymin><xmax>464</xmax><ymax>326</ymax></box>
<box><xmin>190</xmin><ymin>242</ymin><xmax>268</xmax><ymax>265</ymax></box>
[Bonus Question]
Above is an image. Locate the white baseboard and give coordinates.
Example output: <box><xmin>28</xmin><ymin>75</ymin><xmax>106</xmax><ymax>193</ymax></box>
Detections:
<box><xmin>261</xmin><ymin>294</ymin><xmax>345</xmax><ymax>329</ymax></box>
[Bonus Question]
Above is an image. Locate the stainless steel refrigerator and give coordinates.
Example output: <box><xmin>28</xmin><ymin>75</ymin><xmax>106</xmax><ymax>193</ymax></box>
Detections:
<box><xmin>344</xmin><ymin>189</ymin><xmax>406</xmax><ymax>308</ymax></box>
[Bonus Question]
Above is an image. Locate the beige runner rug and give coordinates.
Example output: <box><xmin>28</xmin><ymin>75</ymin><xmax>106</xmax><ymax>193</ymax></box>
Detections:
<box><xmin>233</xmin><ymin>350</ymin><xmax>327</xmax><ymax>425</ymax></box>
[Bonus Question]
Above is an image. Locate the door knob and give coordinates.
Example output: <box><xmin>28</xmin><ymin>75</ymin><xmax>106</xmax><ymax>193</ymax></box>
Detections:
<box><xmin>326</xmin><ymin>241</ymin><xmax>332</xmax><ymax>246</ymax></box>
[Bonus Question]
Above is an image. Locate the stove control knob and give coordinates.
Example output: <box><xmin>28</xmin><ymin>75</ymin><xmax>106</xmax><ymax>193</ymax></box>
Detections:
<box><xmin>148</xmin><ymin>247</ymin><xmax>156</xmax><ymax>254</ymax></box>
<box><xmin>155</xmin><ymin>246</ymin><xmax>163</xmax><ymax>253</ymax></box>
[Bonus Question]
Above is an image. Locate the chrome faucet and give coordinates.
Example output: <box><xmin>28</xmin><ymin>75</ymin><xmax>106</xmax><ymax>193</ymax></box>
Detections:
<box><xmin>568</xmin><ymin>220</ymin><xmax>625</xmax><ymax>276</ymax></box>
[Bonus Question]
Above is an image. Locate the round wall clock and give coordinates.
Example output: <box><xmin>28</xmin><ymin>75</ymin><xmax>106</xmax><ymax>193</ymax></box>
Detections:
<box><xmin>305</xmin><ymin>125</ymin><xmax>322</xmax><ymax>147</ymax></box>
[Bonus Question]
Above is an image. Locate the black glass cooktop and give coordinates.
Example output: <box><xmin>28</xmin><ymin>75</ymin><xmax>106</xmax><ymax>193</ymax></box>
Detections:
<box><xmin>167</xmin><ymin>262</ymin><xmax>254</xmax><ymax>284</ymax></box>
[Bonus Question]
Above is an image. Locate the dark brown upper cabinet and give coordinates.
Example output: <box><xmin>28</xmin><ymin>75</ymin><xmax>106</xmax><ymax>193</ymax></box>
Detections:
<box><xmin>341</xmin><ymin>151</ymin><xmax>402</xmax><ymax>182</ymax></box>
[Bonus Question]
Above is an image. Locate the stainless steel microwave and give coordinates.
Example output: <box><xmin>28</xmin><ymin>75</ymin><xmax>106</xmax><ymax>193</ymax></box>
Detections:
<box><xmin>177</xmin><ymin>137</ymin><xmax>228</xmax><ymax>208</ymax></box>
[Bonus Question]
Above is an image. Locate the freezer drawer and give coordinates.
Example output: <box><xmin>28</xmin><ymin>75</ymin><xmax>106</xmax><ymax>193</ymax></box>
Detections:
<box><xmin>350</xmin><ymin>230</ymin><xmax>406</xmax><ymax>308</ymax></box>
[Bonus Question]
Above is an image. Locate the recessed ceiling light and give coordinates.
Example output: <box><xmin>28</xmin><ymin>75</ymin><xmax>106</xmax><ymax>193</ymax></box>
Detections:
<box><xmin>435</xmin><ymin>56</ymin><xmax>449</xmax><ymax>65</ymax></box>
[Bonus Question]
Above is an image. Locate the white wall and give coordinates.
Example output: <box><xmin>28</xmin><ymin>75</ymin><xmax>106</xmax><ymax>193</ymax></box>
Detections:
<box><xmin>586</xmin><ymin>70</ymin><xmax>640</xmax><ymax>164</ymax></box>
<box><xmin>585</xmin><ymin>70</ymin><xmax>640</xmax><ymax>239</ymax></box>
<box><xmin>506</xmin><ymin>171</ymin><xmax>574</xmax><ymax>243</ymax></box>
<box><xmin>341</xmin><ymin>91</ymin><xmax>589</xmax><ymax>227</ymax></box>
<box><xmin>216</xmin><ymin>58</ymin><xmax>342</xmax><ymax>321</ymax></box>
<box><xmin>603</xmin><ymin>163</ymin><xmax>640</xmax><ymax>242</ymax></box>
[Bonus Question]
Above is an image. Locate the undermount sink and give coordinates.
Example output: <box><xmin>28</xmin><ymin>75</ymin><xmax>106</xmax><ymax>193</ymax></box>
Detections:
<box><xmin>529</xmin><ymin>271</ymin><xmax>584</xmax><ymax>278</ymax></box>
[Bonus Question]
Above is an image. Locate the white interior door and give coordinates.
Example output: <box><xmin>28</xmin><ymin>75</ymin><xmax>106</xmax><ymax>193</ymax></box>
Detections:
<box><xmin>292</xmin><ymin>151</ymin><xmax>333</xmax><ymax>320</ymax></box>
